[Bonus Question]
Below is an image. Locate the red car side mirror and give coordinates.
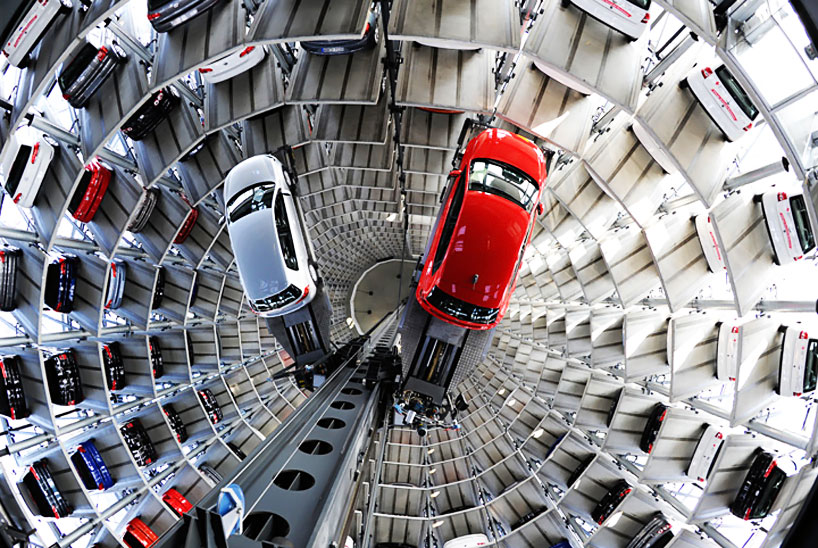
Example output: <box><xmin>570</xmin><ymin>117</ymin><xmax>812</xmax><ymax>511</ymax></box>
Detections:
<box><xmin>536</xmin><ymin>202</ymin><xmax>544</xmax><ymax>215</ymax></box>
<box><xmin>448</xmin><ymin>169</ymin><xmax>462</xmax><ymax>179</ymax></box>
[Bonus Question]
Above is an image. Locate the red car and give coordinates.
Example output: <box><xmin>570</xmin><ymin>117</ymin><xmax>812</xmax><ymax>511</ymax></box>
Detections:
<box><xmin>174</xmin><ymin>207</ymin><xmax>199</xmax><ymax>244</ymax></box>
<box><xmin>69</xmin><ymin>161</ymin><xmax>112</xmax><ymax>223</ymax></box>
<box><xmin>415</xmin><ymin>128</ymin><xmax>546</xmax><ymax>330</ymax></box>
<box><xmin>123</xmin><ymin>517</ymin><xmax>159</xmax><ymax>548</ymax></box>
<box><xmin>162</xmin><ymin>488</ymin><xmax>193</xmax><ymax>515</ymax></box>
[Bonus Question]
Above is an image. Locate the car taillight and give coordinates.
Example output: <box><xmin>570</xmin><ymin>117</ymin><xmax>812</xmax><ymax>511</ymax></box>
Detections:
<box><xmin>198</xmin><ymin>67</ymin><xmax>213</xmax><ymax>73</ymax></box>
<box><xmin>716</xmin><ymin>432</ymin><xmax>723</xmax><ymax>439</ymax></box>
<box><xmin>363</xmin><ymin>22</ymin><xmax>371</xmax><ymax>34</ymax></box>
<box><xmin>147</xmin><ymin>12</ymin><xmax>161</xmax><ymax>20</ymax></box>
<box><xmin>239</xmin><ymin>46</ymin><xmax>255</xmax><ymax>57</ymax></box>
<box><xmin>659</xmin><ymin>409</ymin><xmax>667</xmax><ymax>421</ymax></box>
<box><xmin>698</xmin><ymin>476</ymin><xmax>705</xmax><ymax>482</ymax></box>
<box><xmin>764</xmin><ymin>460</ymin><xmax>777</xmax><ymax>478</ymax></box>
<box><xmin>701</xmin><ymin>67</ymin><xmax>713</xmax><ymax>78</ymax></box>
<box><xmin>743</xmin><ymin>508</ymin><xmax>752</xmax><ymax>520</ymax></box>
<box><xmin>96</xmin><ymin>46</ymin><xmax>107</xmax><ymax>61</ymax></box>
<box><xmin>12</xmin><ymin>193</ymin><xmax>21</xmax><ymax>204</ymax></box>
<box><xmin>153</xmin><ymin>91</ymin><xmax>163</xmax><ymax>106</ymax></box>
<box><xmin>777</xmin><ymin>192</ymin><xmax>788</xmax><ymax>201</ymax></box>
<box><xmin>731</xmin><ymin>326</ymin><xmax>740</xmax><ymax>334</ymax></box>
<box><xmin>641</xmin><ymin>13</ymin><xmax>649</xmax><ymax>23</ymax></box>
<box><xmin>743</xmin><ymin>123</ymin><xmax>753</xmax><ymax>131</ymax></box>
<box><xmin>795</xmin><ymin>392</ymin><xmax>802</xmax><ymax>396</ymax></box>
<box><xmin>31</xmin><ymin>142</ymin><xmax>39</xmax><ymax>163</ymax></box>
<box><xmin>799</xmin><ymin>331</ymin><xmax>808</xmax><ymax>339</ymax></box>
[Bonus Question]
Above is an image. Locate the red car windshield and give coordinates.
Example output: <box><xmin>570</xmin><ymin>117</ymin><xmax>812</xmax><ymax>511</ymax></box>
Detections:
<box><xmin>468</xmin><ymin>159</ymin><xmax>539</xmax><ymax>211</ymax></box>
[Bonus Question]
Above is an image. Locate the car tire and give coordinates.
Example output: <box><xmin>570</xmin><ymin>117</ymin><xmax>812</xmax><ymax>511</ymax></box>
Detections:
<box><xmin>679</xmin><ymin>78</ymin><xmax>689</xmax><ymax>90</ymax></box>
<box><xmin>112</xmin><ymin>43</ymin><xmax>128</xmax><ymax>63</ymax></box>
<box><xmin>59</xmin><ymin>0</ymin><xmax>73</xmax><ymax>14</ymax></box>
<box><xmin>753</xmin><ymin>194</ymin><xmax>763</xmax><ymax>204</ymax></box>
<box><xmin>560</xmin><ymin>0</ymin><xmax>571</xmax><ymax>8</ymax></box>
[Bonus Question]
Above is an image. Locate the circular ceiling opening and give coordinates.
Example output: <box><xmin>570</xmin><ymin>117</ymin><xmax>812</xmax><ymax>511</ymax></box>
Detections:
<box><xmin>273</xmin><ymin>469</ymin><xmax>316</xmax><ymax>491</ymax></box>
<box><xmin>317</xmin><ymin>417</ymin><xmax>346</xmax><ymax>430</ymax></box>
<box><xmin>330</xmin><ymin>400</ymin><xmax>355</xmax><ymax>410</ymax></box>
<box><xmin>341</xmin><ymin>387</ymin><xmax>362</xmax><ymax>396</ymax></box>
<box><xmin>298</xmin><ymin>439</ymin><xmax>333</xmax><ymax>455</ymax></box>
<box><xmin>242</xmin><ymin>512</ymin><xmax>290</xmax><ymax>541</ymax></box>
<box><xmin>350</xmin><ymin>259</ymin><xmax>415</xmax><ymax>334</ymax></box>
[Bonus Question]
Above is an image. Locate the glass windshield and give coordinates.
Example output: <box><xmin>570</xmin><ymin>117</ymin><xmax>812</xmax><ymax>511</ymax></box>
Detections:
<box><xmin>790</xmin><ymin>195</ymin><xmax>816</xmax><ymax>253</ymax></box>
<box><xmin>58</xmin><ymin>43</ymin><xmax>98</xmax><ymax>92</ymax></box>
<box><xmin>715</xmin><ymin>66</ymin><xmax>759</xmax><ymax>120</ymax></box>
<box><xmin>468</xmin><ymin>159</ymin><xmax>539</xmax><ymax>211</ymax></box>
<box><xmin>426</xmin><ymin>286</ymin><xmax>499</xmax><ymax>325</ymax></box>
<box><xmin>5</xmin><ymin>144</ymin><xmax>31</xmax><ymax>196</ymax></box>
<box><xmin>274</xmin><ymin>193</ymin><xmax>298</xmax><ymax>270</ymax></box>
<box><xmin>805</xmin><ymin>340</ymin><xmax>818</xmax><ymax>393</ymax></box>
<box><xmin>226</xmin><ymin>183</ymin><xmax>275</xmax><ymax>224</ymax></box>
<box><xmin>624</xmin><ymin>0</ymin><xmax>650</xmax><ymax>9</ymax></box>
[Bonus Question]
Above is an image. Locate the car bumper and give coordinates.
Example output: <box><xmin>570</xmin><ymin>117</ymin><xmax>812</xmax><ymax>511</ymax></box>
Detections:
<box><xmin>415</xmin><ymin>293</ymin><xmax>498</xmax><ymax>331</ymax></box>
<box><xmin>150</xmin><ymin>0</ymin><xmax>223</xmax><ymax>33</ymax></box>
<box><xmin>200</xmin><ymin>47</ymin><xmax>266</xmax><ymax>84</ymax></box>
<box><xmin>568</xmin><ymin>0</ymin><xmax>646</xmax><ymax>40</ymax></box>
<box><xmin>300</xmin><ymin>30</ymin><xmax>377</xmax><ymax>56</ymax></box>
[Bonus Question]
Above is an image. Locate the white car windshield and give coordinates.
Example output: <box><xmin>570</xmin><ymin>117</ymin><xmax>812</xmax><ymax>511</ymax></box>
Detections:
<box><xmin>227</xmin><ymin>183</ymin><xmax>275</xmax><ymax>223</ymax></box>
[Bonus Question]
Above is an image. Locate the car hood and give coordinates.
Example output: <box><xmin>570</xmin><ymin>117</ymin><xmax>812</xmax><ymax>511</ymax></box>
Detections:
<box><xmin>228</xmin><ymin>210</ymin><xmax>290</xmax><ymax>301</ymax></box>
<box><xmin>434</xmin><ymin>191</ymin><xmax>529</xmax><ymax>309</ymax></box>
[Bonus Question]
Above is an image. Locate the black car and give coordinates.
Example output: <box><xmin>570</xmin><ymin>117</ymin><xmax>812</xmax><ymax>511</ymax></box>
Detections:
<box><xmin>591</xmin><ymin>479</ymin><xmax>632</xmax><ymax>524</ymax></box>
<box><xmin>152</xmin><ymin>266</ymin><xmax>165</xmax><ymax>309</ymax></box>
<box><xmin>567</xmin><ymin>455</ymin><xmax>594</xmax><ymax>487</ymax></box>
<box><xmin>639</xmin><ymin>403</ymin><xmax>668</xmax><ymax>454</ymax></box>
<box><xmin>44</xmin><ymin>350</ymin><xmax>83</xmax><ymax>406</ymax></box>
<box><xmin>301</xmin><ymin>8</ymin><xmax>378</xmax><ymax>55</ymax></box>
<box><xmin>162</xmin><ymin>403</ymin><xmax>188</xmax><ymax>443</ymax></box>
<box><xmin>511</xmin><ymin>507</ymin><xmax>545</xmax><ymax>530</ymax></box>
<box><xmin>120</xmin><ymin>420</ymin><xmax>158</xmax><ymax>467</ymax></box>
<box><xmin>0</xmin><ymin>355</ymin><xmax>29</xmax><ymax>420</ymax></box>
<box><xmin>626</xmin><ymin>513</ymin><xmax>674</xmax><ymax>548</ymax></box>
<box><xmin>226</xmin><ymin>442</ymin><xmax>246</xmax><ymax>460</ymax></box>
<box><xmin>102</xmin><ymin>342</ymin><xmax>125</xmax><ymax>391</ymax></box>
<box><xmin>44</xmin><ymin>255</ymin><xmax>78</xmax><ymax>313</ymax></box>
<box><xmin>730</xmin><ymin>449</ymin><xmax>786</xmax><ymax>520</ymax></box>
<box><xmin>58</xmin><ymin>41</ymin><xmax>126</xmax><ymax>109</ymax></box>
<box><xmin>198</xmin><ymin>388</ymin><xmax>222</xmax><ymax>424</ymax></box>
<box><xmin>149</xmin><ymin>336</ymin><xmax>164</xmax><ymax>378</ymax></box>
<box><xmin>20</xmin><ymin>460</ymin><xmax>72</xmax><ymax>518</ymax></box>
<box><xmin>0</xmin><ymin>248</ymin><xmax>22</xmax><ymax>311</ymax></box>
<box><xmin>147</xmin><ymin>0</ymin><xmax>223</xmax><ymax>33</ymax></box>
<box><xmin>121</xmin><ymin>88</ymin><xmax>179</xmax><ymax>141</ymax></box>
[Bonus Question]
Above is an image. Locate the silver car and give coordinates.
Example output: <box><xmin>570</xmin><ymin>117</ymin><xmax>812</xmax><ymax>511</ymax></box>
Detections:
<box><xmin>224</xmin><ymin>155</ymin><xmax>317</xmax><ymax>317</ymax></box>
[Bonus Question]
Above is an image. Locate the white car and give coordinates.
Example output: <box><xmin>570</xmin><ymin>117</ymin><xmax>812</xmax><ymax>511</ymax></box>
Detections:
<box><xmin>716</xmin><ymin>322</ymin><xmax>740</xmax><ymax>382</ymax></box>
<box><xmin>778</xmin><ymin>326</ymin><xmax>818</xmax><ymax>397</ymax></box>
<box><xmin>682</xmin><ymin>64</ymin><xmax>759</xmax><ymax>142</ymax></box>
<box><xmin>0</xmin><ymin>125</ymin><xmax>56</xmax><ymax>208</ymax></box>
<box><xmin>224</xmin><ymin>155</ymin><xmax>317</xmax><ymax>317</ymax></box>
<box><xmin>694</xmin><ymin>214</ymin><xmax>726</xmax><ymax>273</ymax></box>
<box><xmin>442</xmin><ymin>534</ymin><xmax>490</xmax><ymax>548</ymax></box>
<box><xmin>562</xmin><ymin>0</ymin><xmax>651</xmax><ymax>41</ymax></box>
<box><xmin>757</xmin><ymin>190</ymin><xmax>816</xmax><ymax>265</ymax></box>
<box><xmin>3</xmin><ymin>0</ymin><xmax>72</xmax><ymax>68</ymax></box>
<box><xmin>687</xmin><ymin>425</ymin><xmax>724</xmax><ymax>483</ymax></box>
<box><xmin>198</xmin><ymin>45</ymin><xmax>266</xmax><ymax>85</ymax></box>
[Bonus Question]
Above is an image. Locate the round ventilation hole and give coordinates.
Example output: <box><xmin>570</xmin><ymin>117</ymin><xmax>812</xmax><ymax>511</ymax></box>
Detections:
<box><xmin>330</xmin><ymin>400</ymin><xmax>355</xmax><ymax>410</ymax></box>
<box><xmin>341</xmin><ymin>387</ymin><xmax>362</xmax><ymax>396</ymax></box>
<box><xmin>273</xmin><ymin>469</ymin><xmax>315</xmax><ymax>491</ymax></box>
<box><xmin>242</xmin><ymin>512</ymin><xmax>290</xmax><ymax>541</ymax></box>
<box><xmin>317</xmin><ymin>417</ymin><xmax>346</xmax><ymax>430</ymax></box>
<box><xmin>299</xmin><ymin>439</ymin><xmax>333</xmax><ymax>455</ymax></box>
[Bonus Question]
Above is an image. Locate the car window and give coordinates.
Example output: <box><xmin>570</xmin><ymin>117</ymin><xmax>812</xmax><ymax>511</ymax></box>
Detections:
<box><xmin>623</xmin><ymin>0</ymin><xmax>651</xmax><ymax>9</ymax></box>
<box><xmin>715</xmin><ymin>65</ymin><xmax>759</xmax><ymax>120</ymax></box>
<box><xmin>58</xmin><ymin>43</ymin><xmax>98</xmax><ymax>91</ymax></box>
<box><xmin>805</xmin><ymin>340</ymin><xmax>818</xmax><ymax>393</ymax></box>
<box><xmin>226</xmin><ymin>183</ymin><xmax>275</xmax><ymax>224</ymax></box>
<box><xmin>790</xmin><ymin>195</ymin><xmax>815</xmax><ymax>254</ymax></box>
<box><xmin>5</xmin><ymin>143</ymin><xmax>31</xmax><ymax>196</ymax></box>
<box><xmin>432</xmin><ymin>172</ymin><xmax>466</xmax><ymax>273</ymax></box>
<box><xmin>274</xmin><ymin>193</ymin><xmax>298</xmax><ymax>270</ymax></box>
<box><xmin>426</xmin><ymin>286</ymin><xmax>499</xmax><ymax>325</ymax></box>
<box><xmin>468</xmin><ymin>159</ymin><xmax>539</xmax><ymax>211</ymax></box>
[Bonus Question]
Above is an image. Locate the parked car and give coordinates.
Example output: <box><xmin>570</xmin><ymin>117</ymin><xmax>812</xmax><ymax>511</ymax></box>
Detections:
<box><xmin>174</xmin><ymin>206</ymin><xmax>199</xmax><ymax>244</ymax></box>
<box><xmin>147</xmin><ymin>0</ymin><xmax>223</xmax><ymax>33</ymax></box>
<box><xmin>104</xmin><ymin>260</ymin><xmax>126</xmax><ymax>310</ymax></box>
<box><xmin>681</xmin><ymin>64</ymin><xmax>759</xmax><ymax>142</ymax></box>
<box><xmin>640</xmin><ymin>403</ymin><xmax>668</xmax><ymax>453</ymax></box>
<box><xmin>567</xmin><ymin>455</ymin><xmax>594</xmax><ymax>487</ymax></box>
<box><xmin>44</xmin><ymin>350</ymin><xmax>83</xmax><ymax>406</ymax></box>
<box><xmin>778</xmin><ymin>325</ymin><xmax>818</xmax><ymax>397</ymax></box>
<box><xmin>756</xmin><ymin>190</ymin><xmax>816</xmax><ymax>265</ymax></box>
<box><xmin>152</xmin><ymin>267</ymin><xmax>165</xmax><ymax>310</ymax></box>
<box><xmin>301</xmin><ymin>7</ymin><xmax>378</xmax><ymax>55</ymax></box>
<box><xmin>591</xmin><ymin>479</ymin><xmax>632</xmax><ymax>524</ymax></box>
<box><xmin>0</xmin><ymin>125</ymin><xmax>57</xmax><ymax>208</ymax></box>
<box><xmin>561</xmin><ymin>0</ymin><xmax>651</xmax><ymax>41</ymax></box>
<box><xmin>687</xmin><ymin>425</ymin><xmax>724</xmax><ymax>484</ymax></box>
<box><xmin>442</xmin><ymin>534</ymin><xmax>490</xmax><ymax>548</ymax></box>
<box><xmin>128</xmin><ymin>187</ymin><xmax>160</xmax><ymax>233</ymax></box>
<box><xmin>102</xmin><ymin>341</ymin><xmax>125</xmax><ymax>391</ymax></box>
<box><xmin>44</xmin><ymin>255</ymin><xmax>79</xmax><ymax>313</ymax></box>
<box><xmin>123</xmin><ymin>517</ymin><xmax>159</xmax><ymax>548</ymax></box>
<box><xmin>716</xmin><ymin>322</ymin><xmax>740</xmax><ymax>382</ymax></box>
<box><xmin>694</xmin><ymin>214</ymin><xmax>726</xmax><ymax>273</ymax></box>
<box><xmin>224</xmin><ymin>155</ymin><xmax>318</xmax><ymax>317</ymax></box>
<box><xmin>0</xmin><ymin>248</ymin><xmax>22</xmax><ymax>311</ymax></box>
<box><xmin>626</xmin><ymin>513</ymin><xmax>673</xmax><ymax>548</ymax></box>
<box><xmin>71</xmin><ymin>440</ymin><xmax>114</xmax><ymax>491</ymax></box>
<box><xmin>20</xmin><ymin>459</ymin><xmax>72</xmax><ymax>518</ymax></box>
<box><xmin>730</xmin><ymin>449</ymin><xmax>786</xmax><ymax>520</ymax></box>
<box><xmin>163</xmin><ymin>403</ymin><xmax>187</xmax><ymax>443</ymax></box>
<box><xmin>0</xmin><ymin>355</ymin><xmax>29</xmax><ymax>420</ymax></box>
<box><xmin>149</xmin><ymin>336</ymin><xmax>164</xmax><ymax>378</ymax></box>
<box><xmin>198</xmin><ymin>463</ymin><xmax>222</xmax><ymax>486</ymax></box>
<box><xmin>510</xmin><ymin>508</ymin><xmax>545</xmax><ymax>529</ymax></box>
<box><xmin>198</xmin><ymin>388</ymin><xmax>223</xmax><ymax>424</ymax></box>
<box><xmin>120</xmin><ymin>420</ymin><xmax>158</xmax><ymax>467</ymax></box>
<box><xmin>162</xmin><ymin>488</ymin><xmax>193</xmax><ymax>516</ymax></box>
<box><xmin>226</xmin><ymin>441</ymin><xmax>246</xmax><ymax>460</ymax></box>
<box><xmin>121</xmin><ymin>87</ymin><xmax>180</xmax><ymax>141</ymax></box>
<box><xmin>2</xmin><ymin>0</ymin><xmax>73</xmax><ymax>68</ymax></box>
<box><xmin>198</xmin><ymin>45</ymin><xmax>266</xmax><ymax>84</ymax></box>
<box><xmin>416</xmin><ymin>128</ymin><xmax>547</xmax><ymax>330</ymax></box>
<box><xmin>58</xmin><ymin>41</ymin><xmax>127</xmax><ymax>109</ymax></box>
<box><xmin>69</xmin><ymin>161</ymin><xmax>112</xmax><ymax>223</ymax></box>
